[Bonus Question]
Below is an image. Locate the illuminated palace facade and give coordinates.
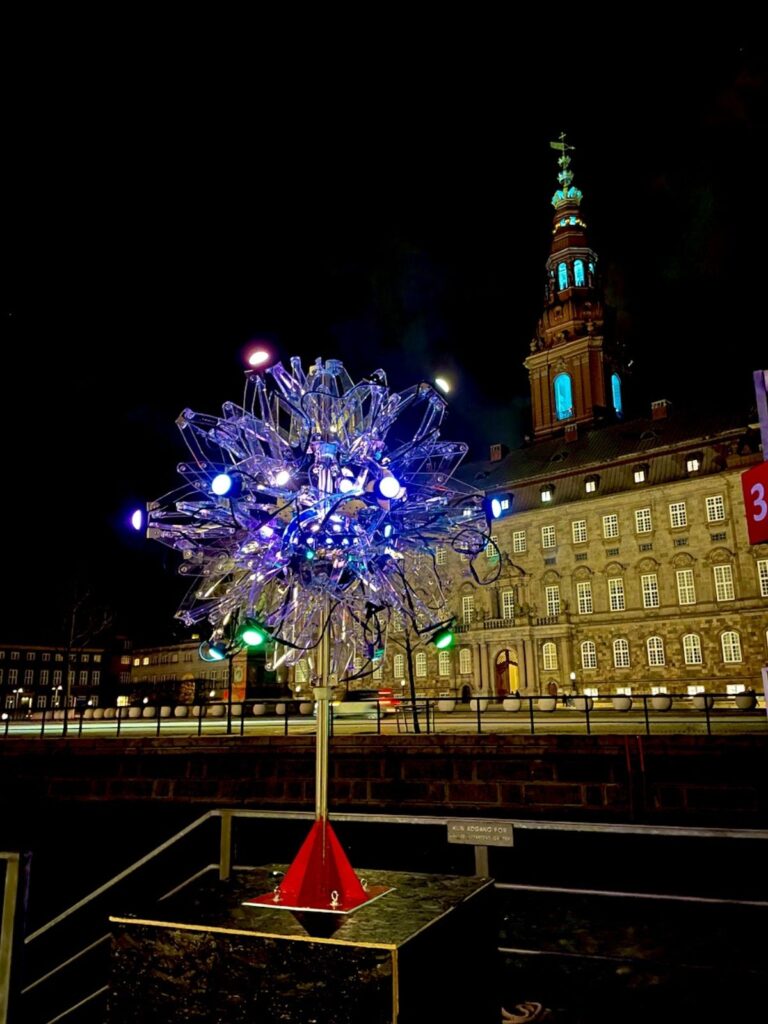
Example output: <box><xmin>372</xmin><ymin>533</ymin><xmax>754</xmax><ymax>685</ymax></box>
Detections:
<box><xmin>371</xmin><ymin>149</ymin><xmax>768</xmax><ymax>700</ymax></box>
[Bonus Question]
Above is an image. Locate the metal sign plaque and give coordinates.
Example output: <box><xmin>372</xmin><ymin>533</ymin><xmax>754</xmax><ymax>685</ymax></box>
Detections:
<box><xmin>447</xmin><ymin>821</ymin><xmax>514</xmax><ymax>847</ymax></box>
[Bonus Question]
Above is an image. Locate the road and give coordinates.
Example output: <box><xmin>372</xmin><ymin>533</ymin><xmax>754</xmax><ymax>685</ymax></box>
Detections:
<box><xmin>2</xmin><ymin>706</ymin><xmax>766</xmax><ymax>739</ymax></box>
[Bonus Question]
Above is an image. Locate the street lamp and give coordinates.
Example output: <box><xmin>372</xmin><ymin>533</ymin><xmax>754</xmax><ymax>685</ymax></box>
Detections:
<box><xmin>569</xmin><ymin>671</ymin><xmax>577</xmax><ymax>694</ymax></box>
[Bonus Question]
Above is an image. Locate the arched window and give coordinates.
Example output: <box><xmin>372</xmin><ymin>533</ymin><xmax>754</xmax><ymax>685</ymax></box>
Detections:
<box><xmin>438</xmin><ymin>650</ymin><xmax>451</xmax><ymax>676</ymax></box>
<box><xmin>647</xmin><ymin>636</ymin><xmax>665</xmax><ymax>666</ymax></box>
<box><xmin>573</xmin><ymin>259</ymin><xmax>585</xmax><ymax>287</ymax></box>
<box><xmin>554</xmin><ymin>373</ymin><xmax>574</xmax><ymax>421</ymax></box>
<box><xmin>542</xmin><ymin>642</ymin><xmax>558</xmax><ymax>671</ymax></box>
<box><xmin>611</xmin><ymin>373</ymin><xmax>623</xmax><ymax>417</ymax></box>
<box><xmin>414</xmin><ymin>651</ymin><xmax>427</xmax><ymax>678</ymax></box>
<box><xmin>682</xmin><ymin>634</ymin><xmax>703</xmax><ymax>665</ymax></box>
<box><xmin>557</xmin><ymin>262</ymin><xmax>568</xmax><ymax>290</ymax></box>
<box><xmin>393</xmin><ymin>654</ymin><xmax>404</xmax><ymax>679</ymax></box>
<box><xmin>721</xmin><ymin>631</ymin><xmax>742</xmax><ymax>664</ymax></box>
<box><xmin>580</xmin><ymin>640</ymin><xmax>597</xmax><ymax>670</ymax></box>
<box><xmin>459</xmin><ymin>648</ymin><xmax>472</xmax><ymax>675</ymax></box>
<box><xmin>613</xmin><ymin>638</ymin><xmax>630</xmax><ymax>668</ymax></box>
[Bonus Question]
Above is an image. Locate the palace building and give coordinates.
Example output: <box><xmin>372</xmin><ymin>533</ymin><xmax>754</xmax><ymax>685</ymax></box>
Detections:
<box><xmin>371</xmin><ymin>144</ymin><xmax>767</xmax><ymax>701</ymax></box>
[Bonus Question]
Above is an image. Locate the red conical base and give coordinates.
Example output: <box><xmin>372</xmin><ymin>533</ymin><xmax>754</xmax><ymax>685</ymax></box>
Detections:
<box><xmin>243</xmin><ymin>818</ymin><xmax>391</xmax><ymax>914</ymax></box>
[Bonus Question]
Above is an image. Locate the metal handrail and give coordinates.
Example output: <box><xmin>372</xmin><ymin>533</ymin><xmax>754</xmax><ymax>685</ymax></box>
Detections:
<box><xmin>2</xmin><ymin>690</ymin><xmax>765</xmax><ymax>742</ymax></box>
<box><xmin>0</xmin><ymin>853</ymin><xmax>21</xmax><ymax>1024</ymax></box>
<box><xmin>17</xmin><ymin>809</ymin><xmax>768</xmax><ymax>1021</ymax></box>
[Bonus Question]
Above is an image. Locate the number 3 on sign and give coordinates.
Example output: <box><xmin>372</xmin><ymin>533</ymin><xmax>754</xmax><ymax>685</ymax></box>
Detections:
<box><xmin>752</xmin><ymin>483</ymin><xmax>768</xmax><ymax>521</ymax></box>
<box><xmin>742</xmin><ymin>462</ymin><xmax>768</xmax><ymax>544</ymax></box>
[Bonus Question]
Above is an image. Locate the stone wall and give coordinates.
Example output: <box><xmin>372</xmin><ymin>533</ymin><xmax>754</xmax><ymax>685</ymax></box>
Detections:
<box><xmin>2</xmin><ymin>734</ymin><xmax>767</xmax><ymax>828</ymax></box>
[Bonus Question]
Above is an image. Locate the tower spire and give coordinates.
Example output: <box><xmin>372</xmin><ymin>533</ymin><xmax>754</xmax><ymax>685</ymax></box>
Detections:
<box><xmin>523</xmin><ymin>138</ymin><xmax>625</xmax><ymax>440</ymax></box>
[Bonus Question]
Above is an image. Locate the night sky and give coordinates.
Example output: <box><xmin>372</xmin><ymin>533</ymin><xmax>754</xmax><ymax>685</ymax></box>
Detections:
<box><xmin>3</xmin><ymin>19</ymin><xmax>765</xmax><ymax>644</ymax></box>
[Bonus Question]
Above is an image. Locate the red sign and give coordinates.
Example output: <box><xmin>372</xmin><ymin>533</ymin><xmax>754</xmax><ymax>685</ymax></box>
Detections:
<box><xmin>741</xmin><ymin>461</ymin><xmax>768</xmax><ymax>544</ymax></box>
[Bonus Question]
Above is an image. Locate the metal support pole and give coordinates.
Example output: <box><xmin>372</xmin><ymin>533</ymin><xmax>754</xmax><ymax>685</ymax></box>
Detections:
<box><xmin>219</xmin><ymin>811</ymin><xmax>233</xmax><ymax>881</ymax></box>
<box><xmin>474</xmin><ymin>845</ymin><xmax>489</xmax><ymax>877</ymax></box>
<box><xmin>313</xmin><ymin>596</ymin><xmax>332</xmax><ymax>824</ymax></box>
<box><xmin>227</xmin><ymin>655</ymin><xmax>234</xmax><ymax>736</ymax></box>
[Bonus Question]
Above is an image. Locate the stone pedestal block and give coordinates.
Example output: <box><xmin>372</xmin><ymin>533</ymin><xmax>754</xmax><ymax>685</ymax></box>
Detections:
<box><xmin>109</xmin><ymin>866</ymin><xmax>497</xmax><ymax>1024</ymax></box>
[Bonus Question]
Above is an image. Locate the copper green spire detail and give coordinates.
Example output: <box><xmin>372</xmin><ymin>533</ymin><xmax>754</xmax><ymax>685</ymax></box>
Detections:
<box><xmin>550</xmin><ymin>132</ymin><xmax>583</xmax><ymax>210</ymax></box>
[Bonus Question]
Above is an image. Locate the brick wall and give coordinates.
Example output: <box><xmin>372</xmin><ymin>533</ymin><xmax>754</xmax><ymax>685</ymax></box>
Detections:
<box><xmin>2</xmin><ymin>734</ymin><xmax>767</xmax><ymax>827</ymax></box>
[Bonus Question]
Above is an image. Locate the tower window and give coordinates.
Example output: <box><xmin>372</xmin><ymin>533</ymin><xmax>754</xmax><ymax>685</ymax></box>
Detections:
<box><xmin>553</xmin><ymin>373</ymin><xmax>573</xmax><ymax>421</ymax></box>
<box><xmin>557</xmin><ymin>262</ymin><xmax>568</xmax><ymax>290</ymax></box>
<box><xmin>611</xmin><ymin>373</ymin><xmax>623</xmax><ymax>417</ymax></box>
<box><xmin>573</xmin><ymin>259</ymin><xmax>585</xmax><ymax>287</ymax></box>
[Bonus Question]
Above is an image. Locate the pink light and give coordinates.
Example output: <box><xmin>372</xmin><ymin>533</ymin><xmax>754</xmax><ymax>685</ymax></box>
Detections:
<box><xmin>247</xmin><ymin>348</ymin><xmax>271</xmax><ymax>368</ymax></box>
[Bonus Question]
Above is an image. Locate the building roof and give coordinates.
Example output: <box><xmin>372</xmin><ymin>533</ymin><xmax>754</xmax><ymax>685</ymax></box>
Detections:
<box><xmin>459</xmin><ymin>407</ymin><xmax>760</xmax><ymax>514</ymax></box>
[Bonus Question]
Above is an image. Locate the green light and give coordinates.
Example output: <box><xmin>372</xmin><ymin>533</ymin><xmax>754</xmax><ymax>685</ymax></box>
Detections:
<box><xmin>238</xmin><ymin>620</ymin><xmax>269</xmax><ymax>647</ymax></box>
<box><xmin>305</xmin><ymin>549</ymin><xmax>315</xmax><ymax>560</ymax></box>
<box><xmin>433</xmin><ymin>628</ymin><xmax>454</xmax><ymax>650</ymax></box>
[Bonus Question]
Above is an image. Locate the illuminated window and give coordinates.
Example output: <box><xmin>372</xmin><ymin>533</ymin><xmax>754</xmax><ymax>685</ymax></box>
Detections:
<box><xmin>542</xmin><ymin>642</ymin><xmax>558</xmax><ymax>670</ymax></box>
<box><xmin>646</xmin><ymin>636</ymin><xmax>665</xmax><ymax>666</ymax></box>
<box><xmin>462</xmin><ymin>595</ymin><xmax>475</xmax><ymax>624</ymax></box>
<box><xmin>581</xmin><ymin>640</ymin><xmax>597</xmax><ymax>669</ymax></box>
<box><xmin>721</xmin><ymin>631</ymin><xmax>742</xmax><ymax>664</ymax></box>
<box><xmin>40</xmin><ymin>670</ymin><xmax>49</xmax><ymax>686</ymax></box>
<box><xmin>706</xmin><ymin>495</ymin><xmax>725</xmax><ymax>522</ymax></box>
<box><xmin>585</xmin><ymin>475</ymin><xmax>599</xmax><ymax>494</ymax></box>
<box><xmin>24</xmin><ymin>669</ymin><xmax>33</xmax><ymax>685</ymax></box>
<box><xmin>295</xmin><ymin>661</ymin><xmax>309</xmax><ymax>683</ymax></box>
<box><xmin>558</xmin><ymin>262</ymin><xmax>568</xmax><ymax>289</ymax></box>
<box><xmin>485</xmin><ymin>536</ymin><xmax>499</xmax><ymax>562</ymax></box>
<box><xmin>393</xmin><ymin>654</ymin><xmax>404</xmax><ymax>678</ymax></box>
<box><xmin>641</xmin><ymin>574</ymin><xmax>660</xmax><ymax>609</ymax></box>
<box><xmin>635</xmin><ymin>508</ymin><xmax>652</xmax><ymax>533</ymax></box>
<box><xmin>686</xmin><ymin>454</ymin><xmax>701</xmax><ymax>473</ymax></box>
<box><xmin>611</xmin><ymin>373</ymin><xmax>623</xmax><ymax>417</ymax></box>
<box><xmin>545</xmin><ymin>586</ymin><xmax>561</xmax><ymax>616</ymax></box>
<box><xmin>683</xmin><ymin>634</ymin><xmax>703</xmax><ymax>665</ymax></box>
<box><xmin>758</xmin><ymin>559</ymin><xmax>768</xmax><ymax>597</ymax></box>
<box><xmin>613</xmin><ymin>638</ymin><xmax>630</xmax><ymax>668</ymax></box>
<box><xmin>572</xmin><ymin>520</ymin><xmax>587</xmax><ymax>544</ymax></box>
<box><xmin>540</xmin><ymin>483</ymin><xmax>554</xmax><ymax>502</ymax></box>
<box><xmin>459</xmin><ymin>648</ymin><xmax>472</xmax><ymax>675</ymax></box>
<box><xmin>602</xmin><ymin>514</ymin><xmax>619</xmax><ymax>539</ymax></box>
<box><xmin>676</xmin><ymin>569</ymin><xmax>696</xmax><ymax>605</ymax></box>
<box><xmin>608</xmin><ymin>577</ymin><xmax>625</xmax><ymax>611</ymax></box>
<box><xmin>501</xmin><ymin>590</ymin><xmax>515</xmax><ymax>619</ymax></box>
<box><xmin>92</xmin><ymin>671</ymin><xmax>100</xmax><ymax>686</ymax></box>
<box><xmin>512</xmin><ymin>530</ymin><xmax>527</xmax><ymax>553</ymax></box>
<box><xmin>436</xmin><ymin>546</ymin><xmax>446</xmax><ymax>565</ymax></box>
<box><xmin>713</xmin><ymin>565</ymin><xmax>735</xmax><ymax>601</ymax></box>
<box><xmin>574</xmin><ymin>259</ymin><xmax>585</xmax><ymax>286</ymax></box>
<box><xmin>576</xmin><ymin>581</ymin><xmax>593</xmax><ymax>614</ymax></box>
<box><xmin>633</xmin><ymin>465</ymin><xmax>648</xmax><ymax>484</ymax></box>
<box><xmin>414</xmin><ymin>652</ymin><xmax>427</xmax><ymax>678</ymax></box>
<box><xmin>541</xmin><ymin>525</ymin><xmax>556</xmax><ymax>549</ymax></box>
<box><xmin>553</xmin><ymin>374</ymin><xmax>573</xmax><ymax>420</ymax></box>
<box><xmin>438</xmin><ymin>650</ymin><xmax>451</xmax><ymax>676</ymax></box>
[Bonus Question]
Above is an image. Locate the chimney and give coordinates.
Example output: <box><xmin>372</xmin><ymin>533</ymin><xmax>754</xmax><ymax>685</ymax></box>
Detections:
<box><xmin>489</xmin><ymin>443</ymin><xmax>509</xmax><ymax>463</ymax></box>
<box><xmin>651</xmin><ymin>399</ymin><xmax>672</xmax><ymax>420</ymax></box>
<box><xmin>564</xmin><ymin>423</ymin><xmax>578</xmax><ymax>443</ymax></box>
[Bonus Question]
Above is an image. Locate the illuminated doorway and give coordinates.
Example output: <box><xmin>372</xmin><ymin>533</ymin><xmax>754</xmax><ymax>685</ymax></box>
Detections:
<box><xmin>495</xmin><ymin>649</ymin><xmax>519</xmax><ymax>696</ymax></box>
